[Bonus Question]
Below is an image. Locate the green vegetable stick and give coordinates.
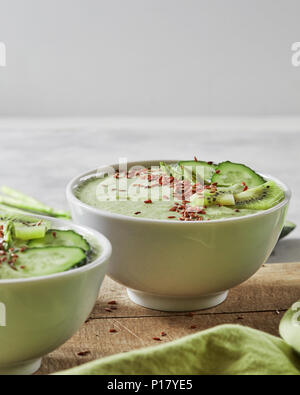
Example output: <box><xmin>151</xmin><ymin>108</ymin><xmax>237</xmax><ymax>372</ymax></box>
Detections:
<box><xmin>1</xmin><ymin>186</ymin><xmax>50</xmax><ymax>208</ymax></box>
<box><xmin>0</xmin><ymin>195</ymin><xmax>71</xmax><ymax>219</ymax></box>
<box><xmin>1</xmin><ymin>186</ymin><xmax>71</xmax><ymax>219</ymax></box>
<box><xmin>0</xmin><ymin>203</ymin><xmax>48</xmax><ymax>221</ymax></box>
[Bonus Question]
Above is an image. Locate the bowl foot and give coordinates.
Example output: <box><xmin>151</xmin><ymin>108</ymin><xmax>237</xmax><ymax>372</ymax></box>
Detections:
<box><xmin>0</xmin><ymin>358</ymin><xmax>42</xmax><ymax>375</ymax></box>
<box><xmin>127</xmin><ymin>289</ymin><xmax>228</xmax><ymax>312</ymax></box>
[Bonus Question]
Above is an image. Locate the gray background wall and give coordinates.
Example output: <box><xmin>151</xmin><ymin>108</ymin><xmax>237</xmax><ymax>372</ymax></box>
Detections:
<box><xmin>0</xmin><ymin>0</ymin><xmax>300</xmax><ymax>117</ymax></box>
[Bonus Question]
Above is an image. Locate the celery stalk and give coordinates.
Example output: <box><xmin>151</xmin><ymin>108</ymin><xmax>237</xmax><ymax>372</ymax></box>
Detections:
<box><xmin>0</xmin><ymin>187</ymin><xmax>71</xmax><ymax>219</ymax></box>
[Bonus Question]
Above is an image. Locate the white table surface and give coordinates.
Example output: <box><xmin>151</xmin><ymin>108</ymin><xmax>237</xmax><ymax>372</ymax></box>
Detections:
<box><xmin>0</xmin><ymin>117</ymin><xmax>299</xmax><ymax>263</ymax></box>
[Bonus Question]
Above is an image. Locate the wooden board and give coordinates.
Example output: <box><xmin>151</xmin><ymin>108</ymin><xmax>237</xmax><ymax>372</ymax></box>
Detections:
<box><xmin>37</xmin><ymin>263</ymin><xmax>300</xmax><ymax>375</ymax></box>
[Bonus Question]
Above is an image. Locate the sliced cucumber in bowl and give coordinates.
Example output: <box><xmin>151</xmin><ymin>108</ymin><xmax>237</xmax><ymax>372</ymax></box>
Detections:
<box><xmin>0</xmin><ymin>208</ymin><xmax>93</xmax><ymax>279</ymax></box>
<box><xmin>28</xmin><ymin>229</ymin><xmax>90</xmax><ymax>252</ymax></box>
<box><xmin>14</xmin><ymin>247</ymin><xmax>87</xmax><ymax>277</ymax></box>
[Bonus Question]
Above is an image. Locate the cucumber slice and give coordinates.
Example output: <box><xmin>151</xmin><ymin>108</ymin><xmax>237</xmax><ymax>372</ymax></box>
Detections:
<box><xmin>28</xmin><ymin>230</ymin><xmax>90</xmax><ymax>252</ymax></box>
<box><xmin>13</xmin><ymin>222</ymin><xmax>47</xmax><ymax>241</ymax></box>
<box><xmin>14</xmin><ymin>247</ymin><xmax>87</xmax><ymax>277</ymax></box>
<box><xmin>211</xmin><ymin>161</ymin><xmax>265</xmax><ymax>187</ymax></box>
<box><xmin>178</xmin><ymin>160</ymin><xmax>216</xmax><ymax>184</ymax></box>
<box><xmin>279</xmin><ymin>221</ymin><xmax>296</xmax><ymax>240</ymax></box>
<box><xmin>160</xmin><ymin>162</ymin><xmax>183</xmax><ymax>180</ymax></box>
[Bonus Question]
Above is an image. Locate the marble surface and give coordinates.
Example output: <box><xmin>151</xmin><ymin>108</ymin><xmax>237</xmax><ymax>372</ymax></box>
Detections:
<box><xmin>0</xmin><ymin>117</ymin><xmax>299</xmax><ymax>263</ymax></box>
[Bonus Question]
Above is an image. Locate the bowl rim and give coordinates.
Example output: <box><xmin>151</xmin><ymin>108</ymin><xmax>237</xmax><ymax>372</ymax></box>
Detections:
<box><xmin>66</xmin><ymin>160</ymin><xmax>291</xmax><ymax>225</ymax></box>
<box><xmin>0</xmin><ymin>215</ymin><xmax>112</xmax><ymax>285</ymax></box>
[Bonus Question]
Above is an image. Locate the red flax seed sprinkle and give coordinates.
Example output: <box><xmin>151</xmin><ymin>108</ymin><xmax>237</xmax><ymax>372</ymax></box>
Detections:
<box><xmin>152</xmin><ymin>337</ymin><xmax>161</xmax><ymax>341</ymax></box>
<box><xmin>161</xmin><ymin>332</ymin><xmax>167</xmax><ymax>337</ymax></box>
<box><xmin>168</xmin><ymin>216</ymin><xmax>176</xmax><ymax>219</ymax></box>
<box><xmin>144</xmin><ymin>199</ymin><xmax>152</xmax><ymax>204</ymax></box>
<box><xmin>215</xmin><ymin>169</ymin><xmax>221</xmax><ymax>174</ymax></box>
<box><xmin>108</xmin><ymin>300</ymin><xmax>117</xmax><ymax>305</ymax></box>
<box><xmin>109</xmin><ymin>328</ymin><xmax>117</xmax><ymax>333</ymax></box>
<box><xmin>52</xmin><ymin>232</ymin><xmax>57</xmax><ymax>238</ymax></box>
<box><xmin>194</xmin><ymin>156</ymin><xmax>198</xmax><ymax>162</ymax></box>
<box><xmin>190</xmin><ymin>325</ymin><xmax>197</xmax><ymax>329</ymax></box>
<box><xmin>134</xmin><ymin>211</ymin><xmax>141</xmax><ymax>215</ymax></box>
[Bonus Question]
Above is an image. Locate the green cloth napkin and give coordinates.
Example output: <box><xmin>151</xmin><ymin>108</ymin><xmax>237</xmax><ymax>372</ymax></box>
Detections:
<box><xmin>57</xmin><ymin>324</ymin><xmax>300</xmax><ymax>375</ymax></box>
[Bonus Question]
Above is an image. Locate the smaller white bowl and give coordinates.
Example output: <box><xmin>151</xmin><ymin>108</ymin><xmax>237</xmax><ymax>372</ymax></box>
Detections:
<box><xmin>67</xmin><ymin>160</ymin><xmax>290</xmax><ymax>313</ymax></box>
<box><xmin>0</xmin><ymin>217</ymin><xmax>112</xmax><ymax>375</ymax></box>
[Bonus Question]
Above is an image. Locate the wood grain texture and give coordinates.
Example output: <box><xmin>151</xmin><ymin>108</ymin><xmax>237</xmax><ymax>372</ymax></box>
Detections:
<box><xmin>37</xmin><ymin>263</ymin><xmax>300</xmax><ymax>375</ymax></box>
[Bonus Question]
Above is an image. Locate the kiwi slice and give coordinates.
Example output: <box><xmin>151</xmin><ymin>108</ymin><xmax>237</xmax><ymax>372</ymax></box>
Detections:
<box><xmin>234</xmin><ymin>180</ymin><xmax>285</xmax><ymax>210</ymax></box>
<box><xmin>217</xmin><ymin>183</ymin><xmax>245</xmax><ymax>194</ymax></box>
<box><xmin>204</xmin><ymin>190</ymin><xmax>235</xmax><ymax>206</ymax></box>
<box><xmin>190</xmin><ymin>190</ymin><xmax>235</xmax><ymax>207</ymax></box>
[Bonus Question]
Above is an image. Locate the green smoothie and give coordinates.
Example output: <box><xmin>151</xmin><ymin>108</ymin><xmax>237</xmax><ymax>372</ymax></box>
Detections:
<box><xmin>75</xmin><ymin>160</ymin><xmax>285</xmax><ymax>222</ymax></box>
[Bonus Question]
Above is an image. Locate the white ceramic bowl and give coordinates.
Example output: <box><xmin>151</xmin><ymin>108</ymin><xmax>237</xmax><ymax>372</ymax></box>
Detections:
<box><xmin>0</xmin><ymin>217</ymin><xmax>111</xmax><ymax>375</ymax></box>
<box><xmin>67</xmin><ymin>160</ymin><xmax>290</xmax><ymax>312</ymax></box>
